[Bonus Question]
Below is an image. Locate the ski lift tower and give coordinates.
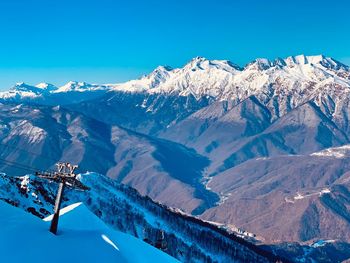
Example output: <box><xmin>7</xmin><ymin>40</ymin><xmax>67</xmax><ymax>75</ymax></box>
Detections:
<box><xmin>36</xmin><ymin>162</ymin><xmax>89</xmax><ymax>234</ymax></box>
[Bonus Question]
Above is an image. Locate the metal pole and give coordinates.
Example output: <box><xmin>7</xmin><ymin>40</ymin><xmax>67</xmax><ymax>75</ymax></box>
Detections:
<box><xmin>49</xmin><ymin>179</ymin><xmax>65</xmax><ymax>234</ymax></box>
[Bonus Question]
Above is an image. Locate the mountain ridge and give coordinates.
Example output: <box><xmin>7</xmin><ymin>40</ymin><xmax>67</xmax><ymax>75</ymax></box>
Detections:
<box><xmin>1</xmin><ymin>54</ymin><xmax>348</xmax><ymax>100</ymax></box>
<box><xmin>1</xmin><ymin>54</ymin><xmax>350</xmax><ymax>258</ymax></box>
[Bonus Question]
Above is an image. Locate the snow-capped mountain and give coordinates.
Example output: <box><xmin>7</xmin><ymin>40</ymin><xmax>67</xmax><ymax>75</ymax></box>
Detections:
<box><xmin>0</xmin><ymin>81</ymin><xmax>112</xmax><ymax>105</ymax></box>
<box><xmin>35</xmin><ymin>82</ymin><xmax>57</xmax><ymax>91</ymax></box>
<box><xmin>0</xmin><ymin>82</ymin><xmax>55</xmax><ymax>99</ymax></box>
<box><xmin>1</xmin><ymin>54</ymin><xmax>350</xmax><ymax>261</ymax></box>
<box><xmin>112</xmin><ymin>57</ymin><xmax>242</xmax><ymax>98</ymax></box>
<box><xmin>4</xmin><ymin>54</ymin><xmax>349</xmax><ymax>109</ymax></box>
<box><xmin>53</xmin><ymin>81</ymin><xmax>110</xmax><ymax>93</ymax></box>
<box><xmin>113</xmin><ymin>54</ymin><xmax>349</xmax><ymax>101</ymax></box>
<box><xmin>63</xmin><ymin>54</ymin><xmax>350</xmax><ymax>137</ymax></box>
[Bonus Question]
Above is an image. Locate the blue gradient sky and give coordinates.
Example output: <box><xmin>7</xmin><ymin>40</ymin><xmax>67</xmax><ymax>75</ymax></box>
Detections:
<box><xmin>0</xmin><ymin>0</ymin><xmax>349</xmax><ymax>89</ymax></box>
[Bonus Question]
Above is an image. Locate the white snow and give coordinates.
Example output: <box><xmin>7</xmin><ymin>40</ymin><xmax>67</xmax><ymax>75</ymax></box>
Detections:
<box><xmin>294</xmin><ymin>192</ymin><xmax>305</xmax><ymax>200</ymax></box>
<box><xmin>43</xmin><ymin>202</ymin><xmax>82</xmax><ymax>221</ymax></box>
<box><xmin>35</xmin><ymin>83</ymin><xmax>57</xmax><ymax>91</ymax></box>
<box><xmin>319</xmin><ymin>188</ymin><xmax>331</xmax><ymax>195</ymax></box>
<box><xmin>53</xmin><ymin>81</ymin><xmax>109</xmax><ymax>93</ymax></box>
<box><xmin>5</xmin><ymin>120</ymin><xmax>47</xmax><ymax>144</ymax></box>
<box><xmin>310</xmin><ymin>145</ymin><xmax>350</xmax><ymax>158</ymax></box>
<box><xmin>311</xmin><ymin>239</ymin><xmax>335</xmax><ymax>248</ymax></box>
<box><xmin>0</xmin><ymin>54</ymin><xmax>349</xmax><ymax>106</ymax></box>
<box><xmin>20</xmin><ymin>175</ymin><xmax>30</xmax><ymax>190</ymax></box>
<box><xmin>109</xmin><ymin>54</ymin><xmax>350</xmax><ymax>103</ymax></box>
<box><xmin>285</xmin><ymin>188</ymin><xmax>332</xmax><ymax>203</ymax></box>
<box><xmin>0</xmin><ymin>200</ymin><xmax>178</xmax><ymax>263</ymax></box>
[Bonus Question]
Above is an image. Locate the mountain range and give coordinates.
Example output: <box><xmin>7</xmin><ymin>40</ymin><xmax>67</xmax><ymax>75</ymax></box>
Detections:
<box><xmin>1</xmin><ymin>54</ymin><xmax>350</xmax><ymax>261</ymax></box>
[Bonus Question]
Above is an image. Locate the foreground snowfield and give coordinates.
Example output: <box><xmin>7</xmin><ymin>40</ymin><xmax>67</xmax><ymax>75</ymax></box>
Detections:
<box><xmin>0</xmin><ymin>201</ymin><xmax>178</xmax><ymax>263</ymax></box>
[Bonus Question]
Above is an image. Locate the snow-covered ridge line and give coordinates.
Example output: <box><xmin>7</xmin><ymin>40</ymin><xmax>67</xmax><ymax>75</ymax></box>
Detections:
<box><xmin>0</xmin><ymin>80</ymin><xmax>114</xmax><ymax>105</ymax></box>
<box><xmin>123</xmin><ymin>55</ymin><xmax>332</xmax><ymax>97</ymax></box>
<box><xmin>1</xmin><ymin>54</ymin><xmax>349</xmax><ymax>102</ymax></box>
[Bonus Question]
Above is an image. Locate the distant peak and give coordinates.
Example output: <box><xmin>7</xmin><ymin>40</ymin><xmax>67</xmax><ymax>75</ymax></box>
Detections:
<box><xmin>285</xmin><ymin>54</ymin><xmax>331</xmax><ymax>65</ymax></box>
<box><xmin>225</xmin><ymin>60</ymin><xmax>243</xmax><ymax>71</ymax></box>
<box><xmin>143</xmin><ymin>65</ymin><xmax>173</xmax><ymax>88</ymax></box>
<box><xmin>78</xmin><ymin>81</ymin><xmax>88</xmax><ymax>86</ymax></box>
<box><xmin>192</xmin><ymin>56</ymin><xmax>207</xmax><ymax>62</ymax></box>
<box><xmin>285</xmin><ymin>54</ymin><xmax>315</xmax><ymax>65</ymax></box>
<box><xmin>10</xmin><ymin>82</ymin><xmax>30</xmax><ymax>92</ymax></box>
<box><xmin>35</xmin><ymin>83</ymin><xmax>57</xmax><ymax>91</ymax></box>
<box><xmin>14</xmin><ymin>82</ymin><xmax>27</xmax><ymax>87</ymax></box>
<box><xmin>245</xmin><ymin>58</ymin><xmax>274</xmax><ymax>70</ymax></box>
<box><xmin>65</xmin><ymin>81</ymin><xmax>90</xmax><ymax>87</ymax></box>
<box><xmin>273</xmin><ymin>57</ymin><xmax>287</xmax><ymax>67</ymax></box>
<box><xmin>11</xmin><ymin>82</ymin><xmax>33</xmax><ymax>90</ymax></box>
<box><xmin>55</xmin><ymin>81</ymin><xmax>93</xmax><ymax>92</ymax></box>
<box><xmin>36</xmin><ymin>82</ymin><xmax>49</xmax><ymax>88</ymax></box>
<box><xmin>10</xmin><ymin>82</ymin><xmax>49</xmax><ymax>94</ymax></box>
<box><xmin>67</xmin><ymin>80</ymin><xmax>79</xmax><ymax>85</ymax></box>
<box><xmin>306</xmin><ymin>54</ymin><xmax>326</xmax><ymax>63</ymax></box>
<box><xmin>186</xmin><ymin>56</ymin><xmax>208</xmax><ymax>67</ymax></box>
<box><xmin>242</xmin><ymin>54</ymin><xmax>348</xmax><ymax>71</ymax></box>
<box><xmin>154</xmin><ymin>65</ymin><xmax>173</xmax><ymax>72</ymax></box>
<box><xmin>184</xmin><ymin>56</ymin><xmax>241</xmax><ymax>72</ymax></box>
<box><xmin>284</xmin><ymin>54</ymin><xmax>348</xmax><ymax>70</ymax></box>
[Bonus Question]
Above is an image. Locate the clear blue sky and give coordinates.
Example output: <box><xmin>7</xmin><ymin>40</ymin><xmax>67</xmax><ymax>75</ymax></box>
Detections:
<box><xmin>0</xmin><ymin>0</ymin><xmax>349</xmax><ymax>89</ymax></box>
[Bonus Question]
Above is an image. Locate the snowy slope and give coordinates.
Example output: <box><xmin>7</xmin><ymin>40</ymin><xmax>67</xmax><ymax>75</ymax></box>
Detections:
<box><xmin>2</xmin><ymin>171</ymin><xmax>348</xmax><ymax>262</ymax></box>
<box><xmin>53</xmin><ymin>81</ymin><xmax>109</xmax><ymax>93</ymax></box>
<box><xmin>0</xmin><ymin>172</ymin><xmax>283</xmax><ymax>263</ymax></box>
<box><xmin>0</xmin><ymin>200</ymin><xmax>177</xmax><ymax>263</ymax></box>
